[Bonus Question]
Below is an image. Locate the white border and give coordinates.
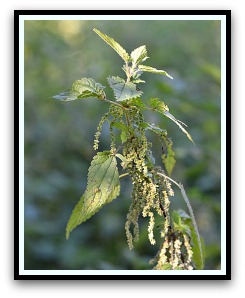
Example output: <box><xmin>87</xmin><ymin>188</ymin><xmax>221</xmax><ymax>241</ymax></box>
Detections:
<box><xmin>20</xmin><ymin>269</ymin><xmax>225</xmax><ymax>276</ymax></box>
<box><xmin>20</xmin><ymin>14</ymin><xmax>226</xmax><ymax>21</ymax></box>
<box><xmin>19</xmin><ymin>13</ymin><xmax>227</xmax><ymax>277</ymax></box>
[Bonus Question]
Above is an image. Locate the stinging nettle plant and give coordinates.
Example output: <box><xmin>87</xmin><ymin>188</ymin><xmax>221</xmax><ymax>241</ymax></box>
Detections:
<box><xmin>53</xmin><ymin>28</ymin><xmax>204</xmax><ymax>270</ymax></box>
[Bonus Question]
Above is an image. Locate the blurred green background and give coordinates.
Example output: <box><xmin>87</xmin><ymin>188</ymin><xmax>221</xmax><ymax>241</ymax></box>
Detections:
<box><xmin>24</xmin><ymin>20</ymin><xmax>221</xmax><ymax>270</ymax></box>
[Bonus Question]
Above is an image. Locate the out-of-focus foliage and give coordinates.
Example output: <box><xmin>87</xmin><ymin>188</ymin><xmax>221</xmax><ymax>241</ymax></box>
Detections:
<box><xmin>24</xmin><ymin>20</ymin><xmax>221</xmax><ymax>270</ymax></box>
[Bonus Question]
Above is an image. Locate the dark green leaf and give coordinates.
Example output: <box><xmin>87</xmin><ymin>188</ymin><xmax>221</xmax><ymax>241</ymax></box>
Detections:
<box><xmin>162</xmin><ymin>142</ymin><xmax>176</xmax><ymax>176</ymax></box>
<box><xmin>189</xmin><ymin>221</ymin><xmax>205</xmax><ymax>270</ymax></box>
<box><xmin>111</xmin><ymin>122</ymin><xmax>130</xmax><ymax>133</ymax></box>
<box><xmin>66</xmin><ymin>151</ymin><xmax>120</xmax><ymax>239</ymax></box>
<box><xmin>182</xmin><ymin>217</ymin><xmax>205</xmax><ymax>270</ymax></box>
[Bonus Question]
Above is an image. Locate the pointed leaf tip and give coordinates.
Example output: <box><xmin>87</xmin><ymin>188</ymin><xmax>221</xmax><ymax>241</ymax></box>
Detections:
<box><xmin>66</xmin><ymin>151</ymin><xmax>120</xmax><ymax>238</ymax></box>
<box><xmin>163</xmin><ymin>111</ymin><xmax>194</xmax><ymax>144</ymax></box>
<box><xmin>130</xmin><ymin>45</ymin><xmax>149</xmax><ymax>66</ymax></box>
<box><xmin>93</xmin><ymin>28</ymin><xmax>130</xmax><ymax>63</ymax></box>
<box><xmin>138</xmin><ymin>65</ymin><xmax>173</xmax><ymax>79</ymax></box>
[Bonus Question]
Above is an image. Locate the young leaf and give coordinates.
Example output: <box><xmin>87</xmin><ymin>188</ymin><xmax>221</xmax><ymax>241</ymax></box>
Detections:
<box><xmin>130</xmin><ymin>45</ymin><xmax>149</xmax><ymax>66</ymax></box>
<box><xmin>130</xmin><ymin>97</ymin><xmax>146</xmax><ymax>110</ymax></box>
<box><xmin>93</xmin><ymin>28</ymin><xmax>130</xmax><ymax>63</ymax></box>
<box><xmin>53</xmin><ymin>78</ymin><xmax>106</xmax><ymax>101</ymax></box>
<box><xmin>66</xmin><ymin>151</ymin><xmax>120</xmax><ymax>239</ymax></box>
<box><xmin>107</xmin><ymin>76</ymin><xmax>143</xmax><ymax>101</ymax></box>
<box><xmin>149</xmin><ymin>98</ymin><xmax>169</xmax><ymax>113</ymax></box>
<box><xmin>131</xmin><ymin>78</ymin><xmax>146</xmax><ymax>84</ymax></box>
<box><xmin>138</xmin><ymin>65</ymin><xmax>173</xmax><ymax>79</ymax></box>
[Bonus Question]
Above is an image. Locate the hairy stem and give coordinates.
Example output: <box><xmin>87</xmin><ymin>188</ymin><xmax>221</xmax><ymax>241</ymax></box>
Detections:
<box><xmin>104</xmin><ymin>97</ymin><xmax>124</xmax><ymax>108</ymax></box>
<box><xmin>119</xmin><ymin>173</ymin><xmax>129</xmax><ymax>179</ymax></box>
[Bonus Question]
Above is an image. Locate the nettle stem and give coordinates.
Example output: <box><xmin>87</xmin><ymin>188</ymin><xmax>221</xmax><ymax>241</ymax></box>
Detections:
<box><xmin>119</xmin><ymin>173</ymin><xmax>129</xmax><ymax>179</ymax></box>
<box><xmin>103</xmin><ymin>97</ymin><xmax>124</xmax><ymax>109</ymax></box>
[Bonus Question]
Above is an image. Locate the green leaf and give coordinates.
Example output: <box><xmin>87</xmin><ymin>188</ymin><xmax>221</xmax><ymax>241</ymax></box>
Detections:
<box><xmin>172</xmin><ymin>210</ymin><xmax>181</xmax><ymax>225</ymax></box>
<box><xmin>143</xmin><ymin>122</ymin><xmax>166</xmax><ymax>135</ymax></box>
<box><xmin>53</xmin><ymin>78</ymin><xmax>106</xmax><ymax>101</ymax></box>
<box><xmin>176</xmin><ymin>209</ymin><xmax>191</xmax><ymax>219</ymax></box>
<box><xmin>162</xmin><ymin>140</ymin><xmax>176</xmax><ymax>176</ymax></box>
<box><xmin>72</xmin><ymin>78</ymin><xmax>106</xmax><ymax>100</ymax></box>
<box><xmin>66</xmin><ymin>151</ymin><xmax>120</xmax><ymax>239</ymax></box>
<box><xmin>143</xmin><ymin>124</ymin><xmax>176</xmax><ymax>174</ymax></box>
<box><xmin>120</xmin><ymin>131</ymin><xmax>128</xmax><ymax>143</ymax></box>
<box><xmin>177</xmin><ymin>185</ymin><xmax>204</xmax><ymax>270</ymax></box>
<box><xmin>183</xmin><ymin>218</ymin><xmax>205</xmax><ymax>270</ymax></box>
<box><xmin>130</xmin><ymin>98</ymin><xmax>146</xmax><ymax>109</ymax></box>
<box><xmin>139</xmin><ymin>122</ymin><xmax>150</xmax><ymax>129</ymax></box>
<box><xmin>138</xmin><ymin>65</ymin><xmax>173</xmax><ymax>79</ymax></box>
<box><xmin>93</xmin><ymin>28</ymin><xmax>130</xmax><ymax>63</ymax></box>
<box><xmin>111</xmin><ymin>121</ymin><xmax>130</xmax><ymax>133</ymax></box>
<box><xmin>191</xmin><ymin>224</ymin><xmax>205</xmax><ymax>270</ymax></box>
<box><xmin>172</xmin><ymin>210</ymin><xmax>191</xmax><ymax>235</ymax></box>
<box><xmin>163</xmin><ymin>111</ymin><xmax>194</xmax><ymax>144</ymax></box>
<box><xmin>149</xmin><ymin>98</ymin><xmax>169</xmax><ymax>113</ymax></box>
<box><xmin>147</xmin><ymin>100</ymin><xmax>194</xmax><ymax>144</ymax></box>
<box><xmin>130</xmin><ymin>45</ymin><xmax>149</xmax><ymax>66</ymax></box>
<box><xmin>178</xmin><ymin>208</ymin><xmax>204</xmax><ymax>270</ymax></box>
<box><xmin>115</xmin><ymin>153</ymin><xmax>127</xmax><ymax>163</ymax></box>
<box><xmin>107</xmin><ymin>76</ymin><xmax>143</xmax><ymax>101</ymax></box>
<box><xmin>131</xmin><ymin>79</ymin><xmax>146</xmax><ymax>84</ymax></box>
